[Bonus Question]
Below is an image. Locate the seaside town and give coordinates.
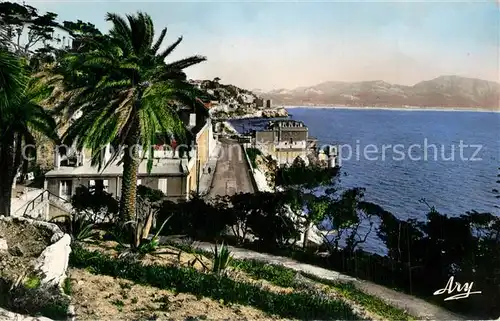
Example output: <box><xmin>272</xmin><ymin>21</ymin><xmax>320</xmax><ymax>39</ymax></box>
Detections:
<box><xmin>0</xmin><ymin>2</ymin><xmax>499</xmax><ymax>321</ymax></box>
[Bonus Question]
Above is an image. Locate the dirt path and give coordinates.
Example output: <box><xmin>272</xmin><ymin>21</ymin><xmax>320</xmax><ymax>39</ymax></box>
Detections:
<box><xmin>207</xmin><ymin>137</ymin><xmax>255</xmax><ymax>197</ymax></box>
<box><xmin>188</xmin><ymin>241</ymin><xmax>466</xmax><ymax>321</ymax></box>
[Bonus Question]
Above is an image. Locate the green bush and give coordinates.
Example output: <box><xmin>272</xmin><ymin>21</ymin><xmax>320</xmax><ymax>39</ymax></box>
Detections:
<box><xmin>245</xmin><ymin>148</ymin><xmax>262</xmax><ymax>168</ymax></box>
<box><xmin>211</xmin><ymin>242</ymin><xmax>233</xmax><ymax>275</ymax></box>
<box><xmin>156</xmin><ymin>195</ymin><xmax>233</xmax><ymax>241</ymax></box>
<box><xmin>71</xmin><ymin>185</ymin><xmax>119</xmax><ymax>221</ymax></box>
<box><xmin>70</xmin><ymin>246</ymin><xmax>359</xmax><ymax>320</ymax></box>
<box><xmin>0</xmin><ymin>279</ymin><xmax>69</xmax><ymax>319</ymax></box>
<box><xmin>137</xmin><ymin>184</ymin><xmax>165</xmax><ymax>202</ymax></box>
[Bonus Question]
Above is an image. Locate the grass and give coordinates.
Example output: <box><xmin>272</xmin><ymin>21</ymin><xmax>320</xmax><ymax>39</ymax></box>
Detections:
<box><xmin>63</xmin><ymin>277</ymin><xmax>72</xmax><ymax>295</ymax></box>
<box><xmin>70</xmin><ymin>245</ymin><xmax>359</xmax><ymax>320</ymax></box>
<box><xmin>304</xmin><ymin>273</ymin><xmax>415</xmax><ymax>321</ymax></box>
<box><xmin>168</xmin><ymin>241</ymin><xmax>413</xmax><ymax>320</ymax></box>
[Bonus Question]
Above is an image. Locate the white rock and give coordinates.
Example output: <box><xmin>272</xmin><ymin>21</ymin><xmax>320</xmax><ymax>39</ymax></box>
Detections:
<box><xmin>0</xmin><ymin>307</ymin><xmax>54</xmax><ymax>320</ymax></box>
<box><xmin>33</xmin><ymin>234</ymin><xmax>72</xmax><ymax>286</ymax></box>
<box><xmin>0</xmin><ymin>238</ymin><xmax>7</xmax><ymax>252</ymax></box>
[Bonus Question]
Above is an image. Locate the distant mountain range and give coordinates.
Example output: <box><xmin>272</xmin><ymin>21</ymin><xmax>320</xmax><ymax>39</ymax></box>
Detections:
<box><xmin>258</xmin><ymin>76</ymin><xmax>500</xmax><ymax>110</ymax></box>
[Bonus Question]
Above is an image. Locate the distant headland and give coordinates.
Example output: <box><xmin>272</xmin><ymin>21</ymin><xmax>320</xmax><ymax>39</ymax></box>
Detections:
<box><xmin>258</xmin><ymin>75</ymin><xmax>500</xmax><ymax>111</ymax></box>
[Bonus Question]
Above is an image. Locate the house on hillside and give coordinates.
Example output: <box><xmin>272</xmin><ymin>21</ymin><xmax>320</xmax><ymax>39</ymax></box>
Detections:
<box><xmin>254</xmin><ymin>119</ymin><xmax>317</xmax><ymax>166</ymax></box>
<box><xmin>44</xmin><ymin>102</ymin><xmax>217</xmax><ymax>202</ymax></box>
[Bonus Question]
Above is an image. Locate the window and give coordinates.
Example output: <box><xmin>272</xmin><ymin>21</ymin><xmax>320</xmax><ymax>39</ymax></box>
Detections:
<box><xmin>60</xmin><ymin>180</ymin><xmax>72</xmax><ymax>200</ymax></box>
<box><xmin>158</xmin><ymin>178</ymin><xmax>167</xmax><ymax>194</ymax></box>
<box><xmin>137</xmin><ymin>179</ymin><xmax>142</xmax><ymax>186</ymax></box>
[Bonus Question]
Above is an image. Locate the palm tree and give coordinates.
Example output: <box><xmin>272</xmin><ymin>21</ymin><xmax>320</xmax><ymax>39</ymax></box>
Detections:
<box><xmin>0</xmin><ymin>48</ymin><xmax>58</xmax><ymax>215</ymax></box>
<box><xmin>44</xmin><ymin>12</ymin><xmax>208</xmax><ymax>245</ymax></box>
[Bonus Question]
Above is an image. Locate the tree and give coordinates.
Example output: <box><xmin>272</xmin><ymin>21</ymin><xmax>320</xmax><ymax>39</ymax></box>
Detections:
<box><xmin>0</xmin><ymin>2</ymin><xmax>59</xmax><ymax>57</ymax></box>
<box><xmin>44</xmin><ymin>12</ymin><xmax>208</xmax><ymax>247</ymax></box>
<box><xmin>0</xmin><ymin>48</ymin><xmax>58</xmax><ymax>215</ymax></box>
<box><xmin>324</xmin><ymin>188</ymin><xmax>375</xmax><ymax>255</ymax></box>
<box><xmin>275</xmin><ymin>158</ymin><xmax>341</xmax><ymax>247</ymax></box>
<box><xmin>303</xmin><ymin>194</ymin><xmax>329</xmax><ymax>249</ymax></box>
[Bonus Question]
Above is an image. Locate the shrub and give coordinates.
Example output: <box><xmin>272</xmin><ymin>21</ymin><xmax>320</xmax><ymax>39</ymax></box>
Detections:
<box><xmin>211</xmin><ymin>242</ymin><xmax>233</xmax><ymax>275</ymax></box>
<box><xmin>244</xmin><ymin>191</ymin><xmax>301</xmax><ymax>248</ymax></box>
<box><xmin>137</xmin><ymin>184</ymin><xmax>165</xmax><ymax>202</ymax></box>
<box><xmin>50</xmin><ymin>212</ymin><xmax>97</xmax><ymax>242</ymax></box>
<box><xmin>157</xmin><ymin>194</ymin><xmax>233</xmax><ymax>241</ymax></box>
<box><xmin>0</xmin><ymin>279</ymin><xmax>69</xmax><ymax>319</ymax></box>
<box><xmin>71</xmin><ymin>185</ymin><xmax>118</xmax><ymax>223</ymax></box>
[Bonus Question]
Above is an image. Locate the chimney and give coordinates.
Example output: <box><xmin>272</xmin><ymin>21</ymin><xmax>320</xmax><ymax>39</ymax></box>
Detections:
<box><xmin>54</xmin><ymin>148</ymin><xmax>61</xmax><ymax>169</ymax></box>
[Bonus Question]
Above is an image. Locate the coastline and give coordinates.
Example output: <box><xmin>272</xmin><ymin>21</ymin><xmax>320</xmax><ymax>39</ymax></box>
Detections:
<box><xmin>283</xmin><ymin>105</ymin><xmax>500</xmax><ymax>113</ymax></box>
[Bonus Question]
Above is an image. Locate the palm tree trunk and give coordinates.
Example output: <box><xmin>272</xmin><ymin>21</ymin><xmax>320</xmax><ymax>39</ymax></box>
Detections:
<box><xmin>0</xmin><ymin>133</ymin><xmax>18</xmax><ymax>216</ymax></box>
<box><xmin>119</xmin><ymin>119</ymin><xmax>141</xmax><ymax>247</ymax></box>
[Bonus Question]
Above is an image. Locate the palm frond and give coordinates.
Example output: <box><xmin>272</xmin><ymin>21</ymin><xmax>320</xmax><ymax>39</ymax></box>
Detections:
<box><xmin>158</xmin><ymin>36</ymin><xmax>183</xmax><ymax>60</ymax></box>
<box><xmin>164</xmin><ymin>55</ymin><xmax>207</xmax><ymax>71</ymax></box>
<box><xmin>152</xmin><ymin>27</ymin><xmax>167</xmax><ymax>54</ymax></box>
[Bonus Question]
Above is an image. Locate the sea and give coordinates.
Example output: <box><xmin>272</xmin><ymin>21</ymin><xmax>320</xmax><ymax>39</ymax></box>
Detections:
<box><xmin>229</xmin><ymin>107</ymin><xmax>500</xmax><ymax>254</ymax></box>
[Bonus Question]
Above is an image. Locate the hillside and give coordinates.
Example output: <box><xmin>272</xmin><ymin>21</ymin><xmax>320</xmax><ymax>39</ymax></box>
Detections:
<box><xmin>260</xmin><ymin>76</ymin><xmax>500</xmax><ymax>110</ymax></box>
<box><xmin>192</xmin><ymin>79</ymin><xmax>288</xmax><ymax>118</ymax></box>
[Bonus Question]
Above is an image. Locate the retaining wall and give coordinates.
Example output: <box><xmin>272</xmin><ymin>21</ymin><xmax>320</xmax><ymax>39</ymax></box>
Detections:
<box><xmin>241</xmin><ymin>143</ymin><xmax>259</xmax><ymax>192</ymax></box>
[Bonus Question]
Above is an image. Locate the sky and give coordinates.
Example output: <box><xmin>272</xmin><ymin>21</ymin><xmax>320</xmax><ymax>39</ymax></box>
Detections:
<box><xmin>24</xmin><ymin>0</ymin><xmax>500</xmax><ymax>91</ymax></box>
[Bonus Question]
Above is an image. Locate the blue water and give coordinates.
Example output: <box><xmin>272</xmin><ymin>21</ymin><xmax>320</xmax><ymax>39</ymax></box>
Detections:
<box><xmin>230</xmin><ymin>108</ymin><xmax>500</xmax><ymax>253</ymax></box>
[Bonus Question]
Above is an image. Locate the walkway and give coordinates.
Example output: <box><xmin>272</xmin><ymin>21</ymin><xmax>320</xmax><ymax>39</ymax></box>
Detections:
<box><xmin>198</xmin><ymin>142</ymin><xmax>221</xmax><ymax>196</ymax></box>
<box><xmin>189</xmin><ymin>241</ymin><xmax>466</xmax><ymax>321</ymax></box>
<box><xmin>10</xmin><ymin>187</ymin><xmax>44</xmax><ymax>217</ymax></box>
<box><xmin>207</xmin><ymin>138</ymin><xmax>255</xmax><ymax>198</ymax></box>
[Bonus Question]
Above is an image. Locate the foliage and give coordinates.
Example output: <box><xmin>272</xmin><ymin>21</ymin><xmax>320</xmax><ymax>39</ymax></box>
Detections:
<box><xmin>133</xmin><ymin>214</ymin><xmax>172</xmax><ymax>256</ymax></box>
<box><xmin>110</xmin><ymin>195</ymin><xmax>170</xmax><ymax>253</ymax></box>
<box><xmin>137</xmin><ymin>184</ymin><xmax>165</xmax><ymax>203</ymax></box>
<box><xmin>230</xmin><ymin>191</ymin><xmax>301</xmax><ymax>247</ymax></box>
<box><xmin>0</xmin><ymin>48</ymin><xmax>57</xmax><ymax>216</ymax></box>
<box><xmin>303</xmin><ymin>273</ymin><xmax>413</xmax><ymax>321</ymax></box>
<box><xmin>70</xmin><ymin>246</ymin><xmax>359</xmax><ymax>320</ymax></box>
<box><xmin>211</xmin><ymin>242</ymin><xmax>233</xmax><ymax>275</ymax></box>
<box><xmin>0</xmin><ymin>278</ymin><xmax>69</xmax><ymax>319</ymax></box>
<box><xmin>323</xmin><ymin>188</ymin><xmax>375</xmax><ymax>255</ymax></box>
<box><xmin>23</xmin><ymin>275</ymin><xmax>41</xmax><ymax>289</ymax></box>
<box><xmin>245</xmin><ymin>147</ymin><xmax>262</xmax><ymax>168</ymax></box>
<box><xmin>0</xmin><ymin>2</ymin><xmax>59</xmax><ymax>58</ymax></box>
<box><xmin>70</xmin><ymin>185</ymin><xmax>119</xmax><ymax>222</ymax></box>
<box><xmin>50</xmin><ymin>212</ymin><xmax>97</xmax><ymax>242</ymax></box>
<box><xmin>236</xmin><ymin>259</ymin><xmax>298</xmax><ymax>288</ymax></box>
<box><xmin>0</xmin><ymin>47</ymin><xmax>25</xmax><ymax>110</ymax></box>
<box><xmin>42</xmin><ymin>12</ymin><xmax>211</xmax><ymax>244</ymax></box>
<box><xmin>374</xmin><ymin>205</ymin><xmax>500</xmax><ymax>317</ymax></box>
<box><xmin>163</xmin><ymin>241</ymin><xmax>413</xmax><ymax>320</ymax></box>
<box><xmin>275</xmin><ymin>158</ymin><xmax>340</xmax><ymax>190</ymax></box>
<box><xmin>157</xmin><ymin>194</ymin><xmax>233</xmax><ymax>241</ymax></box>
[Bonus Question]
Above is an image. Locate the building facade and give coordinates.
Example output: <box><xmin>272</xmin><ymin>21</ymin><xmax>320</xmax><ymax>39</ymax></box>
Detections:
<box><xmin>254</xmin><ymin>120</ymin><xmax>314</xmax><ymax>165</ymax></box>
<box><xmin>44</xmin><ymin>104</ymin><xmax>217</xmax><ymax>203</ymax></box>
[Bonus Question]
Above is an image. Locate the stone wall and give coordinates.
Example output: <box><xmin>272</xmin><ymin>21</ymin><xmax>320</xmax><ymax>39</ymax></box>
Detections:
<box><xmin>0</xmin><ymin>216</ymin><xmax>73</xmax><ymax>321</ymax></box>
